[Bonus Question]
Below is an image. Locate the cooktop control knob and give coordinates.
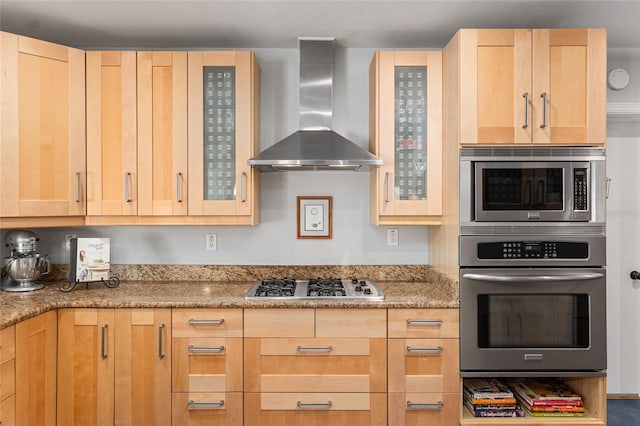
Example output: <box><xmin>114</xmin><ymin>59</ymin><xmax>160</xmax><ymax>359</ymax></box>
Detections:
<box><xmin>364</xmin><ymin>288</ymin><xmax>372</xmax><ymax>295</ymax></box>
<box><xmin>351</xmin><ymin>278</ymin><xmax>358</xmax><ymax>284</ymax></box>
<box><xmin>355</xmin><ymin>285</ymin><xmax>363</xmax><ymax>292</ymax></box>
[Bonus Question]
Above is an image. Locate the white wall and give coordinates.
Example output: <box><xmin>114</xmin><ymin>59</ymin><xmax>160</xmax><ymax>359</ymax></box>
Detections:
<box><xmin>1</xmin><ymin>48</ymin><xmax>429</xmax><ymax>265</ymax></box>
<box><xmin>606</xmin><ymin>48</ymin><xmax>640</xmax><ymax>394</ymax></box>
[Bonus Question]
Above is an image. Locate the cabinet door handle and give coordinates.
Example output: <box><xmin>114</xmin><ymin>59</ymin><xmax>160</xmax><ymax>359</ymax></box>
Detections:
<box><xmin>188</xmin><ymin>318</ymin><xmax>224</xmax><ymax>325</ymax></box>
<box><xmin>522</xmin><ymin>92</ymin><xmax>529</xmax><ymax>128</ymax></box>
<box><xmin>540</xmin><ymin>92</ymin><xmax>548</xmax><ymax>128</ymax></box>
<box><xmin>297</xmin><ymin>401</ymin><xmax>333</xmax><ymax>409</ymax></box>
<box><xmin>188</xmin><ymin>400</ymin><xmax>224</xmax><ymax>410</ymax></box>
<box><xmin>124</xmin><ymin>172</ymin><xmax>131</xmax><ymax>202</ymax></box>
<box><xmin>406</xmin><ymin>319</ymin><xmax>443</xmax><ymax>326</ymax></box>
<box><xmin>176</xmin><ymin>172</ymin><xmax>183</xmax><ymax>203</ymax></box>
<box><xmin>240</xmin><ymin>171</ymin><xmax>247</xmax><ymax>202</ymax></box>
<box><xmin>297</xmin><ymin>346</ymin><xmax>333</xmax><ymax>352</ymax></box>
<box><xmin>76</xmin><ymin>172</ymin><xmax>82</xmax><ymax>202</ymax></box>
<box><xmin>384</xmin><ymin>172</ymin><xmax>391</xmax><ymax>202</ymax></box>
<box><xmin>158</xmin><ymin>323</ymin><xmax>165</xmax><ymax>359</ymax></box>
<box><xmin>407</xmin><ymin>401</ymin><xmax>443</xmax><ymax>410</ymax></box>
<box><xmin>188</xmin><ymin>345</ymin><xmax>225</xmax><ymax>353</ymax></box>
<box><xmin>100</xmin><ymin>324</ymin><xmax>108</xmax><ymax>359</ymax></box>
<box><xmin>407</xmin><ymin>346</ymin><xmax>443</xmax><ymax>354</ymax></box>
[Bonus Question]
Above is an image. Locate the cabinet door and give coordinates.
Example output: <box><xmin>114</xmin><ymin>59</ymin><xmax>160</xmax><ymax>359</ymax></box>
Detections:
<box><xmin>57</xmin><ymin>309</ymin><xmax>114</xmax><ymax>426</ymax></box>
<box><xmin>138</xmin><ymin>51</ymin><xmax>189</xmax><ymax>216</ymax></box>
<box><xmin>532</xmin><ymin>29</ymin><xmax>606</xmax><ymax>145</ymax></box>
<box><xmin>458</xmin><ymin>29</ymin><xmax>532</xmax><ymax>145</ymax></box>
<box><xmin>187</xmin><ymin>51</ymin><xmax>261</xmax><ymax>224</ymax></box>
<box><xmin>114</xmin><ymin>309</ymin><xmax>171</xmax><ymax>426</ymax></box>
<box><xmin>15</xmin><ymin>311</ymin><xmax>56</xmax><ymax>426</ymax></box>
<box><xmin>370</xmin><ymin>51</ymin><xmax>442</xmax><ymax>224</ymax></box>
<box><xmin>0</xmin><ymin>32</ymin><xmax>85</xmax><ymax>217</ymax></box>
<box><xmin>86</xmin><ymin>51</ymin><xmax>138</xmax><ymax>216</ymax></box>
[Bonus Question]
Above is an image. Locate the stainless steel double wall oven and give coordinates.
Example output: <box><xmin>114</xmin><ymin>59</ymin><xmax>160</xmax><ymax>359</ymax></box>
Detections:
<box><xmin>459</xmin><ymin>147</ymin><xmax>607</xmax><ymax>375</ymax></box>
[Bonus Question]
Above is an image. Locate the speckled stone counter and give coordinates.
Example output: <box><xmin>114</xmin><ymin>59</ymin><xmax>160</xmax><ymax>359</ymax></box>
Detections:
<box><xmin>0</xmin><ymin>265</ymin><xmax>459</xmax><ymax>329</ymax></box>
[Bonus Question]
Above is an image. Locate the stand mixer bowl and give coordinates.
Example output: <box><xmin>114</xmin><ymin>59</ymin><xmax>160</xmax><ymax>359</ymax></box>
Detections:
<box><xmin>1</xmin><ymin>229</ymin><xmax>49</xmax><ymax>292</ymax></box>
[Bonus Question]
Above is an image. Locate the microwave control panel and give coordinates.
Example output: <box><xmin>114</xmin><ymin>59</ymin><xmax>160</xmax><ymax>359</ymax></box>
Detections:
<box><xmin>574</xmin><ymin>168</ymin><xmax>588</xmax><ymax>211</ymax></box>
<box><xmin>478</xmin><ymin>241</ymin><xmax>589</xmax><ymax>259</ymax></box>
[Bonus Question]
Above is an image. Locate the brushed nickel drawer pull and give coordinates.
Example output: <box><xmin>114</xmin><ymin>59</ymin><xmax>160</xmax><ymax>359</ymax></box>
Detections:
<box><xmin>540</xmin><ymin>92</ymin><xmax>548</xmax><ymax>128</ymax></box>
<box><xmin>176</xmin><ymin>172</ymin><xmax>183</xmax><ymax>203</ymax></box>
<box><xmin>297</xmin><ymin>346</ymin><xmax>333</xmax><ymax>352</ymax></box>
<box><xmin>188</xmin><ymin>318</ymin><xmax>224</xmax><ymax>325</ymax></box>
<box><xmin>188</xmin><ymin>400</ymin><xmax>224</xmax><ymax>410</ymax></box>
<box><xmin>124</xmin><ymin>172</ymin><xmax>132</xmax><ymax>202</ymax></box>
<box><xmin>407</xmin><ymin>400</ymin><xmax>443</xmax><ymax>410</ymax></box>
<box><xmin>76</xmin><ymin>172</ymin><xmax>82</xmax><ymax>202</ymax></box>
<box><xmin>384</xmin><ymin>172</ymin><xmax>390</xmax><ymax>202</ymax></box>
<box><xmin>407</xmin><ymin>346</ymin><xmax>443</xmax><ymax>354</ymax></box>
<box><xmin>407</xmin><ymin>319</ymin><xmax>443</xmax><ymax>326</ymax></box>
<box><xmin>297</xmin><ymin>401</ymin><xmax>333</xmax><ymax>409</ymax></box>
<box><xmin>188</xmin><ymin>345</ymin><xmax>225</xmax><ymax>353</ymax></box>
<box><xmin>158</xmin><ymin>323</ymin><xmax>165</xmax><ymax>359</ymax></box>
<box><xmin>240</xmin><ymin>171</ymin><xmax>247</xmax><ymax>202</ymax></box>
<box><xmin>522</xmin><ymin>92</ymin><xmax>529</xmax><ymax>128</ymax></box>
<box><xmin>100</xmin><ymin>324</ymin><xmax>108</xmax><ymax>359</ymax></box>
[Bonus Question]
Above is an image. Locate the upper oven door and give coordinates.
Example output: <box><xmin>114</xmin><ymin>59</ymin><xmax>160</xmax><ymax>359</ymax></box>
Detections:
<box><xmin>474</xmin><ymin>161</ymin><xmax>590</xmax><ymax>222</ymax></box>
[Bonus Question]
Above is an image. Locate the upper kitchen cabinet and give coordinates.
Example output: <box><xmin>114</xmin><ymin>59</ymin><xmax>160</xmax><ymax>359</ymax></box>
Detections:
<box><xmin>86</xmin><ymin>51</ymin><xmax>188</xmax><ymax>225</ymax></box>
<box><xmin>454</xmin><ymin>28</ymin><xmax>606</xmax><ymax>145</ymax></box>
<box><xmin>369</xmin><ymin>51</ymin><xmax>443</xmax><ymax>226</ymax></box>
<box><xmin>0</xmin><ymin>32</ymin><xmax>86</xmax><ymax>226</ymax></box>
<box><xmin>187</xmin><ymin>51</ymin><xmax>261</xmax><ymax>225</ymax></box>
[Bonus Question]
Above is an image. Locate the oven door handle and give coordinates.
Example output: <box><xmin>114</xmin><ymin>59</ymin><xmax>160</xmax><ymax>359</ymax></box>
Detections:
<box><xmin>462</xmin><ymin>272</ymin><xmax>604</xmax><ymax>282</ymax></box>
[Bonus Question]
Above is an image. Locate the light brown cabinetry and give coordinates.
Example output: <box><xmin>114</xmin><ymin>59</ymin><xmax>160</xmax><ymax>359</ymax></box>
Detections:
<box><xmin>172</xmin><ymin>309</ymin><xmax>243</xmax><ymax>425</ymax></box>
<box><xmin>187</xmin><ymin>51</ymin><xmax>261</xmax><ymax>225</ymax></box>
<box><xmin>453</xmin><ymin>28</ymin><xmax>606</xmax><ymax>145</ymax></box>
<box><xmin>86</xmin><ymin>50</ymin><xmax>189</xmax><ymax>223</ymax></box>
<box><xmin>369</xmin><ymin>51</ymin><xmax>443</xmax><ymax>226</ymax></box>
<box><xmin>0</xmin><ymin>325</ymin><xmax>16</xmax><ymax>426</ymax></box>
<box><xmin>15</xmin><ymin>311</ymin><xmax>57</xmax><ymax>426</ymax></box>
<box><xmin>0</xmin><ymin>32</ymin><xmax>86</xmax><ymax>226</ymax></box>
<box><xmin>387</xmin><ymin>309</ymin><xmax>460</xmax><ymax>426</ymax></box>
<box><xmin>58</xmin><ymin>308</ymin><xmax>171</xmax><ymax>426</ymax></box>
<box><xmin>244</xmin><ymin>309</ymin><xmax>387</xmax><ymax>426</ymax></box>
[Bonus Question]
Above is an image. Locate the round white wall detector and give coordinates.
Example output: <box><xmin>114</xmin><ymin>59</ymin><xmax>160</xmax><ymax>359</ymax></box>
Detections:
<box><xmin>608</xmin><ymin>68</ymin><xmax>630</xmax><ymax>90</ymax></box>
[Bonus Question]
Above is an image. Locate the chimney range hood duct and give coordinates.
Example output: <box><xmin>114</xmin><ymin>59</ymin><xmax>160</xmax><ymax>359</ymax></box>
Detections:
<box><xmin>247</xmin><ymin>37</ymin><xmax>383</xmax><ymax>172</ymax></box>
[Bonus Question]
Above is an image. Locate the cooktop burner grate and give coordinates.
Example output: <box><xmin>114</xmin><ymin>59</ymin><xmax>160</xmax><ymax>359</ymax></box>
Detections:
<box><xmin>245</xmin><ymin>277</ymin><xmax>383</xmax><ymax>301</ymax></box>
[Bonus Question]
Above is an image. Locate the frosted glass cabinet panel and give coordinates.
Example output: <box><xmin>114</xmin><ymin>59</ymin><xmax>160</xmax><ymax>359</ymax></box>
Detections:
<box><xmin>188</xmin><ymin>51</ymin><xmax>261</xmax><ymax>225</ymax></box>
<box><xmin>369</xmin><ymin>51</ymin><xmax>442</xmax><ymax>225</ymax></box>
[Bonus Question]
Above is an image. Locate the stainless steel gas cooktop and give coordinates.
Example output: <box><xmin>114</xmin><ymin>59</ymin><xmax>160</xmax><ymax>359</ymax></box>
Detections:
<box><xmin>244</xmin><ymin>277</ymin><xmax>384</xmax><ymax>301</ymax></box>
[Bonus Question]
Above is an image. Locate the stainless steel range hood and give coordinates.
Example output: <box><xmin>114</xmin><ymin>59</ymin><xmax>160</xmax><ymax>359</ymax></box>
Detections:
<box><xmin>248</xmin><ymin>37</ymin><xmax>382</xmax><ymax>172</ymax></box>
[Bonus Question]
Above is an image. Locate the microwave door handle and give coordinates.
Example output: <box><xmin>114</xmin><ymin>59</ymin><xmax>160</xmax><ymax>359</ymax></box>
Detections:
<box><xmin>462</xmin><ymin>273</ymin><xmax>604</xmax><ymax>282</ymax></box>
<box><xmin>524</xmin><ymin>180</ymin><xmax>532</xmax><ymax>208</ymax></box>
<box><xmin>536</xmin><ymin>180</ymin><xmax>544</xmax><ymax>207</ymax></box>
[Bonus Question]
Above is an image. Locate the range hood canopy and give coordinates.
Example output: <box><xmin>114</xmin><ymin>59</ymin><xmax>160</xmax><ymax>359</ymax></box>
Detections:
<box><xmin>248</xmin><ymin>37</ymin><xmax>382</xmax><ymax>172</ymax></box>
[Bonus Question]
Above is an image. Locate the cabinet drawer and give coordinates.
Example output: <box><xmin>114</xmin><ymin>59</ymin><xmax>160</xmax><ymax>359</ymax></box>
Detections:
<box><xmin>0</xmin><ymin>326</ymin><xmax>15</xmax><ymax>364</ymax></box>
<box><xmin>173</xmin><ymin>309</ymin><xmax>243</xmax><ymax>338</ymax></box>
<box><xmin>389</xmin><ymin>392</ymin><xmax>460</xmax><ymax>426</ymax></box>
<box><xmin>173</xmin><ymin>337</ymin><xmax>242</xmax><ymax>392</ymax></box>
<box><xmin>316</xmin><ymin>309</ymin><xmax>386</xmax><ymax>338</ymax></box>
<box><xmin>388</xmin><ymin>338</ymin><xmax>460</xmax><ymax>393</ymax></box>
<box><xmin>172</xmin><ymin>392</ymin><xmax>242</xmax><ymax>426</ymax></box>
<box><xmin>388</xmin><ymin>309</ymin><xmax>458</xmax><ymax>338</ymax></box>
<box><xmin>245</xmin><ymin>338</ymin><xmax>386</xmax><ymax>393</ymax></box>
<box><xmin>244</xmin><ymin>309</ymin><xmax>314</xmax><ymax>338</ymax></box>
<box><xmin>245</xmin><ymin>392</ymin><xmax>387</xmax><ymax>426</ymax></box>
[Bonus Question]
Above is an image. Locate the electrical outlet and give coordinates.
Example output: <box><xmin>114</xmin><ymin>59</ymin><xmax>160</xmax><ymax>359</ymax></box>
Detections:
<box><xmin>65</xmin><ymin>234</ymin><xmax>77</xmax><ymax>250</ymax></box>
<box><xmin>206</xmin><ymin>234</ymin><xmax>217</xmax><ymax>251</ymax></box>
<box><xmin>387</xmin><ymin>228</ymin><xmax>399</xmax><ymax>246</ymax></box>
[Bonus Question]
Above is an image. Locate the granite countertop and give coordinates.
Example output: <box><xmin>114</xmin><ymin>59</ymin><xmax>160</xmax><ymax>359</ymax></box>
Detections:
<box><xmin>0</xmin><ymin>265</ymin><xmax>459</xmax><ymax>329</ymax></box>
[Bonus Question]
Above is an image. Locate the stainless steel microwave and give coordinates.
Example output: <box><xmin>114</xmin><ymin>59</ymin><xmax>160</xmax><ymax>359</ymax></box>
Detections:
<box><xmin>460</xmin><ymin>147</ymin><xmax>607</xmax><ymax>225</ymax></box>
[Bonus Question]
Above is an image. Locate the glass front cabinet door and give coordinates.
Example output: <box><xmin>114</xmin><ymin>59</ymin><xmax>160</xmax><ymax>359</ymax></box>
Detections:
<box><xmin>369</xmin><ymin>51</ymin><xmax>442</xmax><ymax>225</ymax></box>
<box><xmin>187</xmin><ymin>51</ymin><xmax>261</xmax><ymax>225</ymax></box>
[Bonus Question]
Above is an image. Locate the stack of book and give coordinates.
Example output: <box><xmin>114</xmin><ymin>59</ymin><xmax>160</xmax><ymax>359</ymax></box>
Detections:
<box><xmin>463</xmin><ymin>378</ymin><xmax>525</xmax><ymax>417</ymax></box>
<box><xmin>508</xmin><ymin>378</ymin><xmax>585</xmax><ymax>417</ymax></box>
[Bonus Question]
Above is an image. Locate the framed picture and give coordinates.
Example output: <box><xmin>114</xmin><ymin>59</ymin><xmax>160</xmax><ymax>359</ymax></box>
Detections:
<box><xmin>297</xmin><ymin>196</ymin><xmax>332</xmax><ymax>239</ymax></box>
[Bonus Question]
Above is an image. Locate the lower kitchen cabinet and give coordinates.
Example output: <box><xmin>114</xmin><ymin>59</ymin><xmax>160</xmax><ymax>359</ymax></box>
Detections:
<box><xmin>0</xmin><ymin>325</ymin><xmax>16</xmax><ymax>426</ymax></box>
<box><xmin>58</xmin><ymin>308</ymin><xmax>172</xmax><ymax>426</ymax></box>
<box><xmin>244</xmin><ymin>308</ymin><xmax>387</xmax><ymax>426</ymax></box>
<box><xmin>172</xmin><ymin>308</ymin><xmax>243</xmax><ymax>425</ymax></box>
<box><xmin>15</xmin><ymin>311</ymin><xmax>57</xmax><ymax>426</ymax></box>
<box><xmin>389</xmin><ymin>392</ymin><xmax>460</xmax><ymax>426</ymax></box>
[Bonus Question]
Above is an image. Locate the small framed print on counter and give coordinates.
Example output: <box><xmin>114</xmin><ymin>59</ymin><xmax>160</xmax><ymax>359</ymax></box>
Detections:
<box><xmin>297</xmin><ymin>196</ymin><xmax>332</xmax><ymax>239</ymax></box>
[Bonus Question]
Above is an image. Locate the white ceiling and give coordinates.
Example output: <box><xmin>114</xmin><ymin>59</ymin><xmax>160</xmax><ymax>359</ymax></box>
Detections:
<box><xmin>1</xmin><ymin>0</ymin><xmax>639</xmax><ymax>49</ymax></box>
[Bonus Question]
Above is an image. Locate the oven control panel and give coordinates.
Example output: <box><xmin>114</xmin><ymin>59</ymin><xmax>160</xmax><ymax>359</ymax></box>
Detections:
<box><xmin>574</xmin><ymin>168</ymin><xmax>588</xmax><ymax>211</ymax></box>
<box><xmin>478</xmin><ymin>241</ymin><xmax>589</xmax><ymax>259</ymax></box>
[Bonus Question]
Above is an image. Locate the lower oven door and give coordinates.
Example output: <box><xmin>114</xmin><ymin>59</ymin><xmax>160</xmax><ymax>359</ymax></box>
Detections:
<box><xmin>460</xmin><ymin>267</ymin><xmax>606</xmax><ymax>373</ymax></box>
